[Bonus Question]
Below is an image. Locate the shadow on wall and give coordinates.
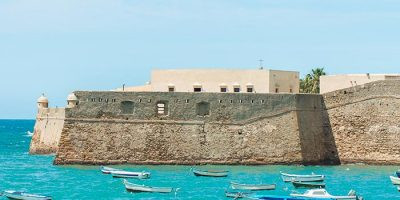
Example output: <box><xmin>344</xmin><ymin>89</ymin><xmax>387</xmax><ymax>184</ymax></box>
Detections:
<box><xmin>296</xmin><ymin>95</ymin><xmax>340</xmax><ymax>165</ymax></box>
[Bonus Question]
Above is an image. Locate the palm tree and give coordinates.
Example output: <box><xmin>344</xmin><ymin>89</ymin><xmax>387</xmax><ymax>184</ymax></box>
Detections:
<box><xmin>300</xmin><ymin>67</ymin><xmax>326</xmax><ymax>93</ymax></box>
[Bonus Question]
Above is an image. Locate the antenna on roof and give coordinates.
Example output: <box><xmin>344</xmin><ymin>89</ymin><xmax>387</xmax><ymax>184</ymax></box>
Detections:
<box><xmin>258</xmin><ymin>59</ymin><xmax>264</xmax><ymax>70</ymax></box>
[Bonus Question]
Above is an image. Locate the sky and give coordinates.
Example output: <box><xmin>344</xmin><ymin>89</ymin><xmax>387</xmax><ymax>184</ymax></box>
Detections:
<box><xmin>1</xmin><ymin>0</ymin><xmax>400</xmax><ymax>119</ymax></box>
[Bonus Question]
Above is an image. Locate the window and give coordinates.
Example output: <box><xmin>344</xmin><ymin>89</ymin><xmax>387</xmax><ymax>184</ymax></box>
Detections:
<box><xmin>247</xmin><ymin>87</ymin><xmax>253</xmax><ymax>93</ymax></box>
<box><xmin>99</xmin><ymin>98</ymin><xmax>103</xmax><ymax>102</ymax></box>
<box><xmin>168</xmin><ymin>87</ymin><xmax>175</xmax><ymax>92</ymax></box>
<box><xmin>111</xmin><ymin>99</ymin><xmax>116</xmax><ymax>102</ymax></box>
<box><xmin>156</xmin><ymin>101</ymin><xmax>168</xmax><ymax>115</ymax></box>
<box><xmin>105</xmin><ymin>99</ymin><xmax>109</xmax><ymax>103</ymax></box>
<box><xmin>218</xmin><ymin>100</ymin><xmax>222</xmax><ymax>103</ymax></box>
<box><xmin>185</xmin><ymin>99</ymin><xmax>189</xmax><ymax>103</ymax></box>
<box><xmin>194</xmin><ymin>87</ymin><xmax>202</xmax><ymax>92</ymax></box>
<box><xmin>275</xmin><ymin>88</ymin><xmax>279</xmax><ymax>93</ymax></box>
<box><xmin>120</xmin><ymin>101</ymin><xmax>134</xmax><ymax>114</ymax></box>
<box><xmin>290</xmin><ymin>88</ymin><xmax>293</xmax><ymax>93</ymax></box>
<box><xmin>196</xmin><ymin>102</ymin><xmax>210</xmax><ymax>116</ymax></box>
<box><xmin>91</xmin><ymin>98</ymin><xmax>96</xmax><ymax>102</ymax></box>
<box><xmin>239</xmin><ymin>100</ymin><xmax>243</xmax><ymax>103</ymax></box>
<box><xmin>220</xmin><ymin>87</ymin><xmax>227</xmax><ymax>92</ymax></box>
<box><xmin>234</xmin><ymin>87</ymin><xmax>240</xmax><ymax>93</ymax></box>
<box><xmin>261</xmin><ymin>100</ymin><xmax>265</xmax><ymax>104</ymax></box>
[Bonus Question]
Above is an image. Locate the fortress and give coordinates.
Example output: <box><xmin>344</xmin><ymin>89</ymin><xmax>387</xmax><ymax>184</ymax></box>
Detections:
<box><xmin>30</xmin><ymin>69</ymin><xmax>400</xmax><ymax>165</ymax></box>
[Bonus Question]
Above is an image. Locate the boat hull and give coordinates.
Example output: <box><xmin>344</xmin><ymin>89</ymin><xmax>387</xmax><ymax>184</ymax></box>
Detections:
<box><xmin>123</xmin><ymin>180</ymin><xmax>172</xmax><ymax>193</ymax></box>
<box><xmin>281</xmin><ymin>173</ymin><xmax>324</xmax><ymax>182</ymax></box>
<box><xmin>3</xmin><ymin>191</ymin><xmax>52</xmax><ymax>200</ymax></box>
<box><xmin>230</xmin><ymin>182</ymin><xmax>276</xmax><ymax>190</ymax></box>
<box><xmin>390</xmin><ymin>176</ymin><xmax>400</xmax><ymax>185</ymax></box>
<box><xmin>192</xmin><ymin>169</ymin><xmax>228</xmax><ymax>177</ymax></box>
<box><xmin>100</xmin><ymin>166</ymin><xmax>120</xmax><ymax>174</ymax></box>
<box><xmin>111</xmin><ymin>171</ymin><xmax>150</xmax><ymax>179</ymax></box>
<box><xmin>292</xmin><ymin>181</ymin><xmax>325</xmax><ymax>189</ymax></box>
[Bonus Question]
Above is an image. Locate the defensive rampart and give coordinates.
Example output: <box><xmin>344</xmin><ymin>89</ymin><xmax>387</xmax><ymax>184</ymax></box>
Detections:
<box><xmin>30</xmin><ymin>108</ymin><xmax>65</xmax><ymax>154</ymax></box>
<box><xmin>30</xmin><ymin>80</ymin><xmax>400</xmax><ymax>165</ymax></box>
<box><xmin>323</xmin><ymin>80</ymin><xmax>400</xmax><ymax>164</ymax></box>
<box><xmin>53</xmin><ymin>92</ymin><xmax>338</xmax><ymax>165</ymax></box>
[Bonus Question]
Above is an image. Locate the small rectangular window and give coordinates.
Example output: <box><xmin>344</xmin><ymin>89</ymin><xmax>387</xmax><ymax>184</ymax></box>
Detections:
<box><xmin>105</xmin><ymin>99</ymin><xmax>109</xmax><ymax>103</ymax></box>
<box><xmin>261</xmin><ymin>100</ymin><xmax>265</xmax><ymax>104</ymax></box>
<box><xmin>247</xmin><ymin>87</ymin><xmax>253</xmax><ymax>93</ymax></box>
<box><xmin>275</xmin><ymin>88</ymin><xmax>279</xmax><ymax>93</ymax></box>
<box><xmin>234</xmin><ymin>87</ymin><xmax>240</xmax><ymax>93</ymax></box>
<box><xmin>139</xmin><ymin>99</ymin><xmax>142</xmax><ymax>103</ymax></box>
<box><xmin>168</xmin><ymin>87</ymin><xmax>175</xmax><ymax>92</ymax></box>
<box><xmin>194</xmin><ymin>87</ymin><xmax>202</xmax><ymax>92</ymax></box>
<box><xmin>290</xmin><ymin>88</ymin><xmax>293</xmax><ymax>93</ymax></box>
<box><xmin>112</xmin><ymin>99</ymin><xmax>116</xmax><ymax>102</ymax></box>
<box><xmin>185</xmin><ymin>99</ymin><xmax>189</xmax><ymax>103</ymax></box>
<box><xmin>91</xmin><ymin>98</ymin><xmax>96</xmax><ymax>102</ymax></box>
<box><xmin>99</xmin><ymin>98</ymin><xmax>103</xmax><ymax>102</ymax></box>
<box><xmin>218</xmin><ymin>100</ymin><xmax>222</xmax><ymax>103</ymax></box>
<box><xmin>239</xmin><ymin>100</ymin><xmax>243</xmax><ymax>103</ymax></box>
<box><xmin>220</xmin><ymin>87</ymin><xmax>227</xmax><ymax>92</ymax></box>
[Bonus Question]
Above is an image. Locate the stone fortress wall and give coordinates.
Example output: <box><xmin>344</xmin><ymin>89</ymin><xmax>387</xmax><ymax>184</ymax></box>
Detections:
<box><xmin>30</xmin><ymin>80</ymin><xmax>400</xmax><ymax>165</ymax></box>
<box><xmin>53</xmin><ymin>92</ymin><xmax>337</xmax><ymax>165</ymax></box>
<box><xmin>323</xmin><ymin>80</ymin><xmax>400</xmax><ymax>164</ymax></box>
<box><xmin>30</xmin><ymin>108</ymin><xmax>64</xmax><ymax>154</ymax></box>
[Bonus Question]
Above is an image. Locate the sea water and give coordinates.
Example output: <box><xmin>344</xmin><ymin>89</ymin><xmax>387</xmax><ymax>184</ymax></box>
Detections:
<box><xmin>0</xmin><ymin>119</ymin><xmax>399</xmax><ymax>200</ymax></box>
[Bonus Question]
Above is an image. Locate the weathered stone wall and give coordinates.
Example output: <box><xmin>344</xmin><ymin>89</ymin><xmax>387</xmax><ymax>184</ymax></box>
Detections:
<box><xmin>30</xmin><ymin>108</ymin><xmax>65</xmax><ymax>154</ymax></box>
<box><xmin>53</xmin><ymin>92</ymin><xmax>336</xmax><ymax>165</ymax></box>
<box><xmin>323</xmin><ymin>80</ymin><xmax>400</xmax><ymax>164</ymax></box>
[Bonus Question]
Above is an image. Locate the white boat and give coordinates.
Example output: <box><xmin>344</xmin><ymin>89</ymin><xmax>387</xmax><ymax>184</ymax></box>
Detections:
<box><xmin>100</xmin><ymin>166</ymin><xmax>120</xmax><ymax>174</ymax></box>
<box><xmin>290</xmin><ymin>189</ymin><xmax>363</xmax><ymax>200</ymax></box>
<box><xmin>390</xmin><ymin>176</ymin><xmax>400</xmax><ymax>185</ymax></box>
<box><xmin>281</xmin><ymin>172</ymin><xmax>325</xmax><ymax>182</ymax></box>
<box><xmin>111</xmin><ymin>170</ymin><xmax>150</xmax><ymax>179</ymax></box>
<box><xmin>123</xmin><ymin>179</ymin><xmax>173</xmax><ymax>193</ymax></box>
<box><xmin>225</xmin><ymin>191</ymin><xmax>251</xmax><ymax>198</ymax></box>
<box><xmin>230</xmin><ymin>182</ymin><xmax>276</xmax><ymax>190</ymax></box>
<box><xmin>2</xmin><ymin>190</ymin><xmax>52</xmax><ymax>200</ymax></box>
<box><xmin>192</xmin><ymin>168</ymin><xmax>228</xmax><ymax>177</ymax></box>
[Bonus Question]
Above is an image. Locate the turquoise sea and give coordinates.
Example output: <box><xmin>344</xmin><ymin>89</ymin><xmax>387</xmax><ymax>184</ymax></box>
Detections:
<box><xmin>0</xmin><ymin>119</ymin><xmax>399</xmax><ymax>199</ymax></box>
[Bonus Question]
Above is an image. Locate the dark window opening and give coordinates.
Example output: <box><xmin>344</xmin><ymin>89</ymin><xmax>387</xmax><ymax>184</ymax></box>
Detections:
<box><xmin>194</xmin><ymin>87</ymin><xmax>202</xmax><ymax>92</ymax></box>
<box><xmin>196</xmin><ymin>102</ymin><xmax>210</xmax><ymax>116</ymax></box>
<box><xmin>247</xmin><ymin>87</ymin><xmax>253</xmax><ymax>93</ymax></box>
<box><xmin>234</xmin><ymin>87</ymin><xmax>240</xmax><ymax>93</ymax></box>
<box><xmin>168</xmin><ymin>87</ymin><xmax>175</xmax><ymax>92</ymax></box>
<box><xmin>120</xmin><ymin>101</ymin><xmax>134</xmax><ymax>114</ymax></box>
<box><xmin>275</xmin><ymin>88</ymin><xmax>279</xmax><ymax>93</ymax></box>
<box><xmin>185</xmin><ymin>99</ymin><xmax>189</xmax><ymax>103</ymax></box>
<box><xmin>91</xmin><ymin>98</ymin><xmax>96</xmax><ymax>102</ymax></box>
<box><xmin>220</xmin><ymin>87</ymin><xmax>227</xmax><ymax>92</ymax></box>
<box><xmin>290</xmin><ymin>88</ymin><xmax>293</xmax><ymax>93</ymax></box>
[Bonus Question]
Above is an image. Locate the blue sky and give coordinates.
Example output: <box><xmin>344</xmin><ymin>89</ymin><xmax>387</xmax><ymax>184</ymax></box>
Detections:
<box><xmin>1</xmin><ymin>0</ymin><xmax>400</xmax><ymax>119</ymax></box>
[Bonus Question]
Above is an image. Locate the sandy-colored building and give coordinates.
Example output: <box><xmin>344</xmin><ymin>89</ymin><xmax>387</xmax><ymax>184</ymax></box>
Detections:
<box><xmin>320</xmin><ymin>73</ymin><xmax>400</xmax><ymax>94</ymax></box>
<box><xmin>119</xmin><ymin>69</ymin><xmax>299</xmax><ymax>94</ymax></box>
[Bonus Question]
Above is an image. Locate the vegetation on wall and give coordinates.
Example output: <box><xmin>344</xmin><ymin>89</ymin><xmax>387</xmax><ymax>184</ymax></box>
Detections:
<box><xmin>300</xmin><ymin>68</ymin><xmax>326</xmax><ymax>93</ymax></box>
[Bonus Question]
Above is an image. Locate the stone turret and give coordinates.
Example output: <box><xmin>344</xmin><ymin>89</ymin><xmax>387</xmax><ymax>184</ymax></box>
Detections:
<box><xmin>67</xmin><ymin>93</ymin><xmax>78</xmax><ymax>108</ymax></box>
<box><xmin>37</xmin><ymin>94</ymin><xmax>48</xmax><ymax>109</ymax></box>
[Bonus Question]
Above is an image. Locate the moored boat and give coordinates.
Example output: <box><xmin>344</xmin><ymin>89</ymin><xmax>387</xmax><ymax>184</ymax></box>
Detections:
<box><xmin>111</xmin><ymin>170</ymin><xmax>150</xmax><ymax>179</ymax></box>
<box><xmin>292</xmin><ymin>181</ymin><xmax>326</xmax><ymax>189</ymax></box>
<box><xmin>192</xmin><ymin>168</ymin><xmax>228</xmax><ymax>177</ymax></box>
<box><xmin>257</xmin><ymin>195</ymin><xmax>330</xmax><ymax>200</ymax></box>
<box><xmin>396</xmin><ymin>170</ymin><xmax>400</xmax><ymax>178</ymax></box>
<box><xmin>390</xmin><ymin>176</ymin><xmax>400</xmax><ymax>185</ymax></box>
<box><xmin>230</xmin><ymin>182</ymin><xmax>276</xmax><ymax>190</ymax></box>
<box><xmin>123</xmin><ymin>179</ymin><xmax>173</xmax><ymax>193</ymax></box>
<box><xmin>397</xmin><ymin>186</ymin><xmax>400</xmax><ymax>192</ymax></box>
<box><xmin>225</xmin><ymin>191</ymin><xmax>251</xmax><ymax>199</ymax></box>
<box><xmin>281</xmin><ymin>172</ymin><xmax>324</xmax><ymax>182</ymax></box>
<box><xmin>2</xmin><ymin>190</ymin><xmax>52</xmax><ymax>200</ymax></box>
<box><xmin>100</xmin><ymin>166</ymin><xmax>120</xmax><ymax>174</ymax></box>
<box><xmin>290</xmin><ymin>189</ymin><xmax>363</xmax><ymax>200</ymax></box>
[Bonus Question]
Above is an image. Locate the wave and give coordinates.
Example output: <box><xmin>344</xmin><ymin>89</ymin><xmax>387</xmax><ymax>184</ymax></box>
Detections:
<box><xmin>25</xmin><ymin>131</ymin><xmax>34</xmax><ymax>137</ymax></box>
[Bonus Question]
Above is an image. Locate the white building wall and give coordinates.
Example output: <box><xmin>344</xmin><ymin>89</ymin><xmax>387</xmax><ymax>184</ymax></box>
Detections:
<box><xmin>150</xmin><ymin>69</ymin><xmax>299</xmax><ymax>93</ymax></box>
<box><xmin>320</xmin><ymin>74</ymin><xmax>400</xmax><ymax>94</ymax></box>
